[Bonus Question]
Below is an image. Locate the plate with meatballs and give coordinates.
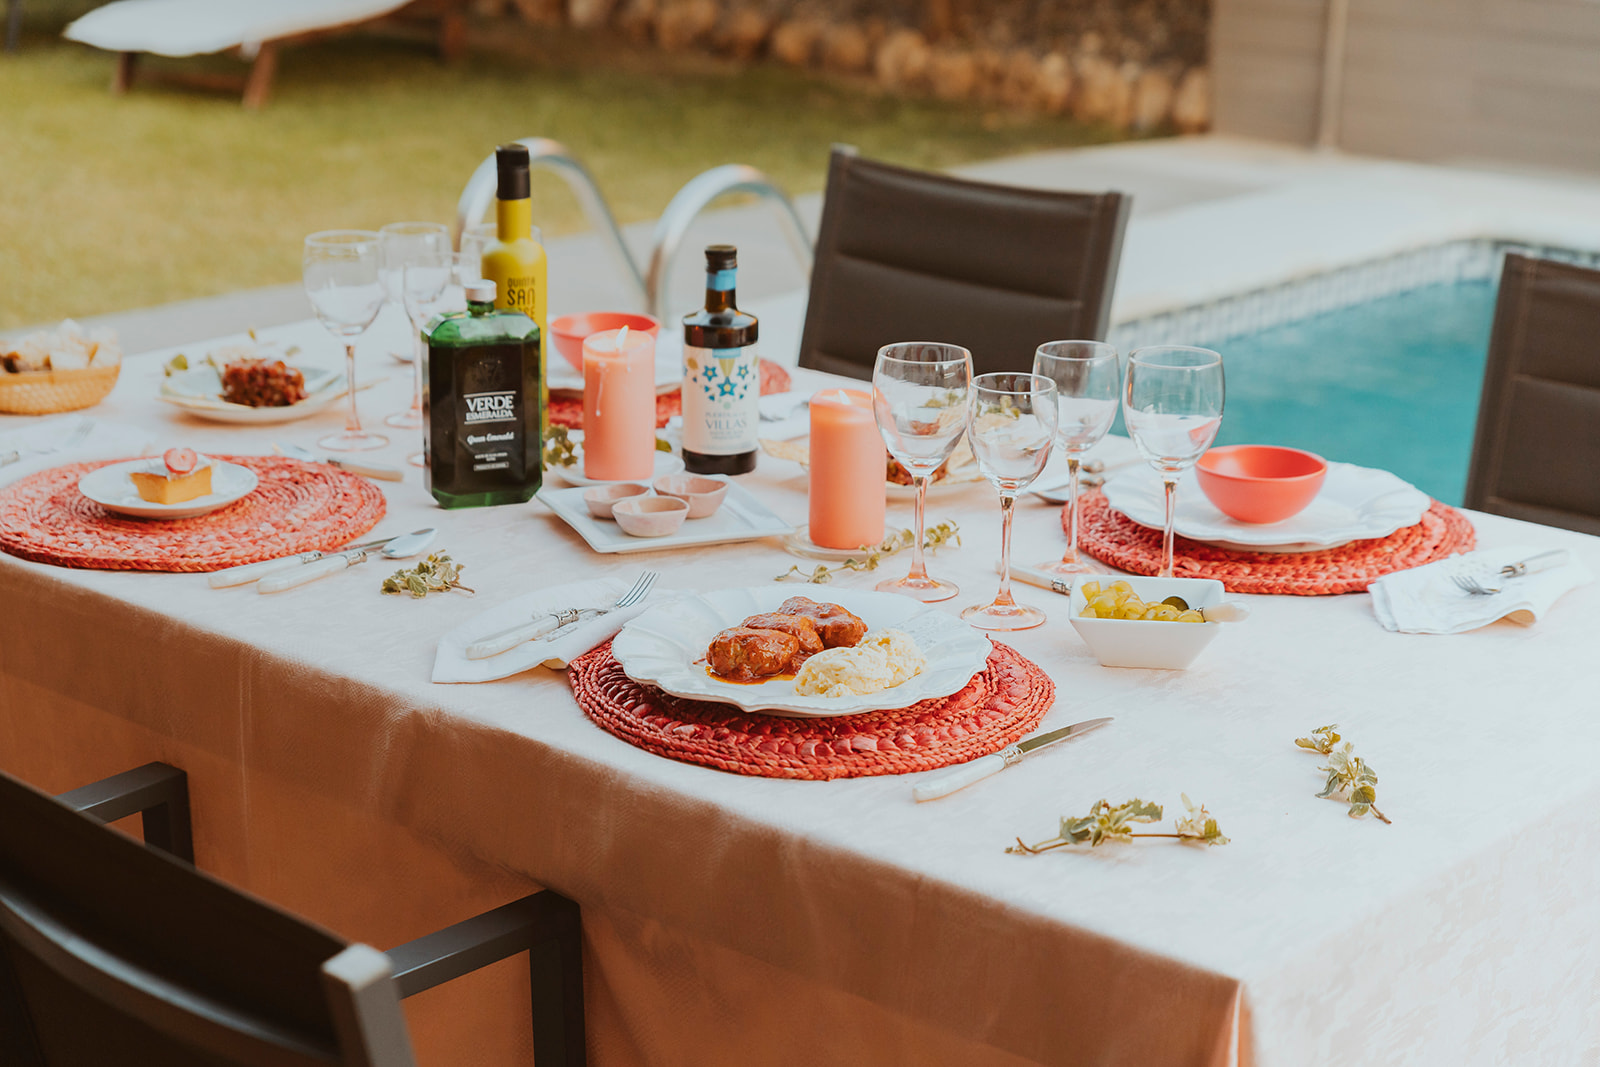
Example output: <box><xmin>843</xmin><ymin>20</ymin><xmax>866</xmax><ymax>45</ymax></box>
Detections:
<box><xmin>610</xmin><ymin>588</ymin><xmax>992</xmax><ymax>716</ymax></box>
<box><xmin>159</xmin><ymin>345</ymin><xmax>345</xmax><ymax>424</ymax></box>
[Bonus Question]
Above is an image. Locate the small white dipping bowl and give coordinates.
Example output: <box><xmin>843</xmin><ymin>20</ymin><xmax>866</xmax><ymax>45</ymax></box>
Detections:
<box><xmin>652</xmin><ymin>473</ymin><xmax>729</xmax><ymax>519</ymax></box>
<box><xmin>1067</xmin><ymin>576</ymin><xmax>1226</xmax><ymax>670</ymax></box>
<box><xmin>612</xmin><ymin>495</ymin><xmax>689</xmax><ymax>537</ymax></box>
<box><xmin>583</xmin><ymin>482</ymin><xmax>651</xmax><ymax>519</ymax></box>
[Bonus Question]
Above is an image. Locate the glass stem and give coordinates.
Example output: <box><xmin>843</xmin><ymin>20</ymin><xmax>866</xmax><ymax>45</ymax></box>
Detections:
<box><xmin>343</xmin><ymin>343</ymin><xmax>362</xmax><ymax>433</ymax></box>
<box><xmin>907</xmin><ymin>475</ymin><xmax>931</xmax><ymax>581</ymax></box>
<box><xmin>409</xmin><ymin>328</ymin><xmax>425</xmax><ymax>414</ymax></box>
<box><xmin>1061</xmin><ymin>456</ymin><xmax>1081</xmax><ymax>565</ymax></box>
<box><xmin>995</xmin><ymin>492</ymin><xmax>1018</xmax><ymax>607</ymax></box>
<box><xmin>1161</xmin><ymin>475</ymin><xmax>1177</xmax><ymax>578</ymax></box>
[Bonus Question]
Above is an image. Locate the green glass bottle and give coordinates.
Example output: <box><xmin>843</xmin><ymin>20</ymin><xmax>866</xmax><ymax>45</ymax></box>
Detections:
<box><xmin>423</xmin><ymin>279</ymin><xmax>542</xmax><ymax>508</ymax></box>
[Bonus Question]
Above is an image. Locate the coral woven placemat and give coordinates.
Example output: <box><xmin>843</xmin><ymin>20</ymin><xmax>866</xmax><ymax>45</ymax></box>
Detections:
<box><xmin>0</xmin><ymin>456</ymin><xmax>385</xmax><ymax>573</ymax></box>
<box><xmin>549</xmin><ymin>359</ymin><xmax>791</xmax><ymax>431</ymax></box>
<box><xmin>569</xmin><ymin>639</ymin><xmax>1053</xmax><ymax>780</ymax></box>
<box><xmin>1074</xmin><ymin>489</ymin><xmax>1475</xmax><ymax>595</ymax></box>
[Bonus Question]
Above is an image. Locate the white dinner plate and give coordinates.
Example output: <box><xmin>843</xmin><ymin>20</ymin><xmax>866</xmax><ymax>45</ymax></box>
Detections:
<box><xmin>612</xmin><ymin>587</ymin><xmax>993</xmax><ymax>716</ymax></box>
<box><xmin>546</xmin><ymin>330</ymin><xmax>684</xmax><ymax>396</ymax></box>
<box><xmin>77</xmin><ymin>458</ymin><xmax>259</xmax><ymax>520</ymax></box>
<box><xmin>1102</xmin><ymin>461</ymin><xmax>1431</xmax><ymax>550</ymax></box>
<box><xmin>159</xmin><ymin>363</ymin><xmax>345</xmax><ymax>424</ymax></box>
<box><xmin>536</xmin><ymin>482</ymin><xmax>792</xmax><ymax>553</ymax></box>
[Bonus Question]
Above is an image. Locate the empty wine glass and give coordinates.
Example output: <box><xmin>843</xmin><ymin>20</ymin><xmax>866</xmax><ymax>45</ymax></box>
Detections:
<box><xmin>1032</xmin><ymin>340</ymin><xmax>1120</xmax><ymax>576</ymax></box>
<box><xmin>962</xmin><ymin>373</ymin><xmax>1057</xmax><ymax>631</ymax></box>
<box><xmin>380</xmin><ymin>222</ymin><xmax>451</xmax><ymax>431</ymax></box>
<box><xmin>458</xmin><ymin>221</ymin><xmax>496</xmax><ymax>281</ymax></box>
<box><xmin>1123</xmin><ymin>345</ymin><xmax>1225</xmax><ymax>577</ymax></box>
<box><xmin>871</xmin><ymin>342</ymin><xmax>973</xmax><ymax>602</ymax></box>
<box><xmin>304</xmin><ymin>230</ymin><xmax>387</xmax><ymax>452</ymax></box>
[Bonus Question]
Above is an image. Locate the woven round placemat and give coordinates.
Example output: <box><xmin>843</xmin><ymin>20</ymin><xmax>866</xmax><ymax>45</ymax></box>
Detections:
<box><xmin>1073</xmin><ymin>489</ymin><xmax>1475</xmax><ymax>595</ymax></box>
<box><xmin>549</xmin><ymin>359</ymin><xmax>792</xmax><ymax>431</ymax></box>
<box><xmin>0</xmin><ymin>456</ymin><xmax>386</xmax><ymax>573</ymax></box>
<box><xmin>569</xmin><ymin>639</ymin><xmax>1053</xmax><ymax>780</ymax></box>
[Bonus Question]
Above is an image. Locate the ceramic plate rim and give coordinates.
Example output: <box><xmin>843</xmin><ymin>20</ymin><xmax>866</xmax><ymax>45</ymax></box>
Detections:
<box><xmin>77</xmin><ymin>458</ymin><xmax>260</xmax><ymax>519</ymax></box>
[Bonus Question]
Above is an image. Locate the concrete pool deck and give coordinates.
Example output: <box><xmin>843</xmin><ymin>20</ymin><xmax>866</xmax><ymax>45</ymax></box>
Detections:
<box><xmin>43</xmin><ymin>134</ymin><xmax>1600</xmax><ymax>356</ymax></box>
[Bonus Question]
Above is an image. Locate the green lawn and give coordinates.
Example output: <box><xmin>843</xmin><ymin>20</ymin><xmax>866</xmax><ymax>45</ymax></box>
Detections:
<box><xmin>2</xmin><ymin>14</ymin><xmax>1127</xmax><ymax>330</ymax></box>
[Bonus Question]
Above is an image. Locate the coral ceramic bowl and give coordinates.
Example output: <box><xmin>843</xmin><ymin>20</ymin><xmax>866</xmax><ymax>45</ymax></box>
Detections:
<box><xmin>612</xmin><ymin>494</ymin><xmax>689</xmax><ymax>537</ymax></box>
<box><xmin>1068</xmin><ymin>576</ymin><xmax>1226</xmax><ymax>670</ymax></box>
<box><xmin>550</xmin><ymin>312</ymin><xmax>661</xmax><ymax>373</ymax></box>
<box><xmin>652</xmin><ymin>474</ymin><xmax>728</xmax><ymax>519</ymax></box>
<box><xmin>583</xmin><ymin>482</ymin><xmax>651</xmax><ymax>519</ymax></box>
<box><xmin>1195</xmin><ymin>445</ymin><xmax>1328</xmax><ymax>524</ymax></box>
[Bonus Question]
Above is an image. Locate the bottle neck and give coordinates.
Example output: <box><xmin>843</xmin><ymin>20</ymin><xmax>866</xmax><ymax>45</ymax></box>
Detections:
<box><xmin>496</xmin><ymin>196</ymin><xmax>532</xmax><ymax>242</ymax></box>
<box><xmin>704</xmin><ymin>268</ymin><xmax>737</xmax><ymax>313</ymax></box>
<box><xmin>467</xmin><ymin>298</ymin><xmax>495</xmax><ymax>316</ymax></box>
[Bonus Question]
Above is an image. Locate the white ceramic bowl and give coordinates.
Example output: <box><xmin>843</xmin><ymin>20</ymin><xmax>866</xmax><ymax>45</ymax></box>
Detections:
<box><xmin>652</xmin><ymin>473</ymin><xmax>728</xmax><ymax>518</ymax></box>
<box><xmin>1067</xmin><ymin>576</ymin><xmax>1226</xmax><ymax>670</ymax></box>
<box><xmin>612</xmin><ymin>494</ymin><xmax>689</xmax><ymax>537</ymax></box>
<box><xmin>583</xmin><ymin>482</ymin><xmax>650</xmax><ymax>519</ymax></box>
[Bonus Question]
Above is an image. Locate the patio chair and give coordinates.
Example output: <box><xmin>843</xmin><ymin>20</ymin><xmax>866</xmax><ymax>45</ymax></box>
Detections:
<box><xmin>798</xmin><ymin>146</ymin><xmax>1130</xmax><ymax>380</ymax></box>
<box><xmin>1464</xmin><ymin>253</ymin><xmax>1600</xmax><ymax>536</ymax></box>
<box><xmin>0</xmin><ymin>762</ymin><xmax>586</xmax><ymax>1066</ymax></box>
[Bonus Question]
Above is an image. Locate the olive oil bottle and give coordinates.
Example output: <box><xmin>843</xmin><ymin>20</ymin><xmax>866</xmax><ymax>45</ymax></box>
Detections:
<box><xmin>682</xmin><ymin>244</ymin><xmax>760</xmax><ymax>475</ymax></box>
<box><xmin>480</xmin><ymin>142</ymin><xmax>550</xmax><ymax>437</ymax></box>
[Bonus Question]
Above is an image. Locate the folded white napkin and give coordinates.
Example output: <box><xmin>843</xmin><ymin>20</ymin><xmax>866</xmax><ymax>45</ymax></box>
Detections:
<box><xmin>1369</xmin><ymin>545</ymin><xmax>1594</xmax><ymax>634</ymax></box>
<box><xmin>756</xmin><ymin>391</ymin><xmax>813</xmax><ymax>441</ymax></box>
<box><xmin>0</xmin><ymin>416</ymin><xmax>156</xmax><ymax>487</ymax></box>
<box><xmin>432</xmin><ymin>576</ymin><xmax>663</xmax><ymax>683</ymax></box>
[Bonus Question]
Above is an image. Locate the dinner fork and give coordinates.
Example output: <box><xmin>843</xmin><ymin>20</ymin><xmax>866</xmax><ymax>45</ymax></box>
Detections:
<box><xmin>0</xmin><ymin>417</ymin><xmax>93</xmax><ymax>468</ymax></box>
<box><xmin>1450</xmin><ymin>549</ymin><xmax>1569</xmax><ymax>595</ymax></box>
<box><xmin>465</xmin><ymin>571</ymin><xmax>658</xmax><ymax>659</ymax></box>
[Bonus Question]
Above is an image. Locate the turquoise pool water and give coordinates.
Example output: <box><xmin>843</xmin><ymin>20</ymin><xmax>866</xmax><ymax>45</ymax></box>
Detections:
<box><xmin>1206</xmin><ymin>280</ymin><xmax>1498</xmax><ymax>506</ymax></box>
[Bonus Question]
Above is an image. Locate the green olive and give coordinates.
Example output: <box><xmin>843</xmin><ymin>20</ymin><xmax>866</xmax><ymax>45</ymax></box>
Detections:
<box><xmin>1161</xmin><ymin>595</ymin><xmax>1190</xmax><ymax>611</ymax></box>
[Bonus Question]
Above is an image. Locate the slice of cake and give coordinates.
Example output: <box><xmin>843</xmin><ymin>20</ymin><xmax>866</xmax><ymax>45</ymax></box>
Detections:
<box><xmin>130</xmin><ymin>448</ymin><xmax>212</xmax><ymax>505</ymax></box>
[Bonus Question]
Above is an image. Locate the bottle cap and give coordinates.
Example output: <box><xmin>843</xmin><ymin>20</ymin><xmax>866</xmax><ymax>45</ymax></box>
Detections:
<box><xmin>466</xmin><ymin>279</ymin><xmax>497</xmax><ymax>303</ymax></box>
<box><xmin>496</xmin><ymin>143</ymin><xmax>531</xmax><ymax>201</ymax></box>
<box><xmin>705</xmin><ymin>244</ymin><xmax>737</xmax><ymax>270</ymax></box>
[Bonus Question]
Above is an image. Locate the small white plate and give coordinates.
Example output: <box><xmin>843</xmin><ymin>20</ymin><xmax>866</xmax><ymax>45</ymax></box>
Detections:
<box><xmin>159</xmin><ymin>364</ymin><xmax>345</xmax><ymax>425</ymax></box>
<box><xmin>546</xmin><ymin>330</ymin><xmax>684</xmax><ymax>396</ymax></box>
<box><xmin>548</xmin><ymin>450</ymin><xmax>685</xmax><ymax>487</ymax></box>
<box><xmin>1102</xmin><ymin>461</ymin><xmax>1430</xmax><ymax>550</ymax></box>
<box><xmin>537</xmin><ymin>482</ymin><xmax>792</xmax><ymax>554</ymax></box>
<box><xmin>78</xmin><ymin>459</ymin><xmax>259</xmax><ymax>520</ymax></box>
<box><xmin>612</xmin><ymin>586</ymin><xmax>993</xmax><ymax>716</ymax></box>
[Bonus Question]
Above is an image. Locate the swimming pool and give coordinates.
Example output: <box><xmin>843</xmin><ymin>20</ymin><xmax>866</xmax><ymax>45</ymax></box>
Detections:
<box><xmin>1202</xmin><ymin>280</ymin><xmax>1497</xmax><ymax>506</ymax></box>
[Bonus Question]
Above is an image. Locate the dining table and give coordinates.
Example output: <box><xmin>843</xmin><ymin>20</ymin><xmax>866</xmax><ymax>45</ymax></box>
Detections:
<box><xmin>1</xmin><ymin>291</ymin><xmax>1598</xmax><ymax>1067</ymax></box>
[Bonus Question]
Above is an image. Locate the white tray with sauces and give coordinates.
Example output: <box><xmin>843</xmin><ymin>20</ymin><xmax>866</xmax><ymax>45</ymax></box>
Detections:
<box><xmin>536</xmin><ymin>482</ymin><xmax>793</xmax><ymax>554</ymax></box>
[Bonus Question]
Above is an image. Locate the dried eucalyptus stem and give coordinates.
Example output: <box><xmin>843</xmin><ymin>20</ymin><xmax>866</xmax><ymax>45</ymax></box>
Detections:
<box><xmin>775</xmin><ymin>520</ymin><xmax>961</xmax><ymax>583</ymax></box>
<box><xmin>1007</xmin><ymin>795</ymin><xmax>1229</xmax><ymax>854</ymax></box>
<box><xmin>1294</xmin><ymin>724</ymin><xmax>1391</xmax><ymax>823</ymax></box>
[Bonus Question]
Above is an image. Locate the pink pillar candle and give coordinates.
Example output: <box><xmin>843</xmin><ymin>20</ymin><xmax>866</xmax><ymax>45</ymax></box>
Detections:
<box><xmin>582</xmin><ymin>327</ymin><xmax>657</xmax><ymax>481</ymax></box>
<box><xmin>809</xmin><ymin>388</ymin><xmax>887</xmax><ymax>549</ymax></box>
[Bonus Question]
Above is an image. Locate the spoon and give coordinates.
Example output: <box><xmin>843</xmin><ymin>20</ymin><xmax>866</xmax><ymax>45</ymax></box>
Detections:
<box><xmin>256</xmin><ymin>527</ymin><xmax>438</xmax><ymax>593</ymax></box>
<box><xmin>208</xmin><ymin>528</ymin><xmax>434</xmax><ymax>588</ymax></box>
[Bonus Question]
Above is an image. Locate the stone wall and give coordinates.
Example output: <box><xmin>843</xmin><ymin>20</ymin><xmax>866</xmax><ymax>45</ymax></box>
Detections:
<box><xmin>477</xmin><ymin>0</ymin><xmax>1211</xmax><ymax>132</ymax></box>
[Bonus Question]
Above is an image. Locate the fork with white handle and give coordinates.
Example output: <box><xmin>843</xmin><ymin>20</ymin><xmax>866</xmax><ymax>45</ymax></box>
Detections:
<box><xmin>1450</xmin><ymin>549</ymin><xmax>1570</xmax><ymax>596</ymax></box>
<box><xmin>465</xmin><ymin>571</ymin><xmax>658</xmax><ymax>659</ymax></box>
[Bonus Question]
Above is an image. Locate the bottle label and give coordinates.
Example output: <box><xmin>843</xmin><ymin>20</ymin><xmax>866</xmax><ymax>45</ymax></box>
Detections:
<box><xmin>707</xmin><ymin>269</ymin><xmax>735</xmax><ymax>291</ymax></box>
<box><xmin>502</xmin><ymin>275</ymin><xmax>540</xmax><ymax>321</ymax></box>
<box><xmin>683</xmin><ymin>344</ymin><xmax>759</xmax><ymax>455</ymax></box>
<box><xmin>459</xmin><ymin>383</ymin><xmax>523</xmax><ymax>476</ymax></box>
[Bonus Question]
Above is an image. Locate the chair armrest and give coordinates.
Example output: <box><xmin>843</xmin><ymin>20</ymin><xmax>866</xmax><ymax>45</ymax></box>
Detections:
<box><xmin>386</xmin><ymin>891</ymin><xmax>578</xmax><ymax>998</ymax></box>
<box><xmin>57</xmin><ymin>762</ymin><xmax>195</xmax><ymax>864</ymax></box>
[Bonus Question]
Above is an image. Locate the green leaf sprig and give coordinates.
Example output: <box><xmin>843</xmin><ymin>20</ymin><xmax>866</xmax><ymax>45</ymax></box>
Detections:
<box><xmin>775</xmin><ymin>521</ymin><xmax>961</xmax><ymax>583</ymax></box>
<box><xmin>1294</xmin><ymin>724</ymin><xmax>1391</xmax><ymax>823</ymax></box>
<box><xmin>1007</xmin><ymin>794</ymin><xmax>1229</xmax><ymax>854</ymax></box>
<box><xmin>542</xmin><ymin>426</ymin><xmax>579</xmax><ymax>469</ymax></box>
<box><xmin>381</xmin><ymin>552</ymin><xmax>474</xmax><ymax>599</ymax></box>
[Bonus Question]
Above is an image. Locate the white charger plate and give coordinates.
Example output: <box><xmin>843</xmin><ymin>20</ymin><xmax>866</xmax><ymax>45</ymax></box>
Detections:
<box><xmin>159</xmin><ymin>364</ymin><xmax>345</xmax><ymax>425</ymax></box>
<box><xmin>612</xmin><ymin>587</ymin><xmax>992</xmax><ymax>716</ymax></box>
<box><xmin>536</xmin><ymin>482</ymin><xmax>792</xmax><ymax>554</ymax></box>
<box><xmin>1102</xmin><ymin>461</ymin><xmax>1431</xmax><ymax>551</ymax></box>
<box><xmin>78</xmin><ymin>459</ymin><xmax>259</xmax><ymax>520</ymax></box>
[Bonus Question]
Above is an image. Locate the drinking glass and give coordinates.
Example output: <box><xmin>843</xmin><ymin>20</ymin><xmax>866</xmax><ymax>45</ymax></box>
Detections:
<box><xmin>1123</xmin><ymin>345</ymin><xmax>1225</xmax><ymax>577</ymax></box>
<box><xmin>303</xmin><ymin>230</ymin><xmax>387</xmax><ymax>452</ymax></box>
<box><xmin>459</xmin><ymin>221</ymin><xmax>496</xmax><ymax>280</ymax></box>
<box><xmin>871</xmin><ymin>342</ymin><xmax>973</xmax><ymax>602</ymax></box>
<box><xmin>962</xmin><ymin>373</ymin><xmax>1057</xmax><ymax>631</ymax></box>
<box><xmin>379</xmin><ymin>221</ymin><xmax>451</xmax><ymax>430</ymax></box>
<box><xmin>1031</xmin><ymin>340</ymin><xmax>1120</xmax><ymax>576</ymax></box>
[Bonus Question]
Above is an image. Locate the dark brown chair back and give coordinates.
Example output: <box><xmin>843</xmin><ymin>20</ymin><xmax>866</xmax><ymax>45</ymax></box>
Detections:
<box><xmin>1465</xmin><ymin>253</ymin><xmax>1600</xmax><ymax>535</ymax></box>
<box><xmin>798</xmin><ymin>147</ymin><xmax>1130</xmax><ymax>380</ymax></box>
<box><xmin>0</xmin><ymin>769</ymin><xmax>413</xmax><ymax>1067</ymax></box>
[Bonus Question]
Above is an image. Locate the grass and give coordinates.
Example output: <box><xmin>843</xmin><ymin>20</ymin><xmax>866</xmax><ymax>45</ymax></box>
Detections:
<box><xmin>1</xmin><ymin>14</ymin><xmax>1128</xmax><ymax>330</ymax></box>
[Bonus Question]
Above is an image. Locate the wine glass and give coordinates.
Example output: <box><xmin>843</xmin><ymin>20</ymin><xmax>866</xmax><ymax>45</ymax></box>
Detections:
<box><xmin>1123</xmin><ymin>346</ymin><xmax>1225</xmax><ymax>577</ymax></box>
<box><xmin>1031</xmin><ymin>340</ymin><xmax>1120</xmax><ymax>576</ymax></box>
<box><xmin>459</xmin><ymin>221</ymin><xmax>496</xmax><ymax>279</ymax></box>
<box><xmin>962</xmin><ymin>373</ymin><xmax>1057</xmax><ymax>631</ymax></box>
<box><xmin>380</xmin><ymin>222</ymin><xmax>451</xmax><ymax>431</ymax></box>
<box><xmin>871</xmin><ymin>342</ymin><xmax>973</xmax><ymax>602</ymax></box>
<box><xmin>303</xmin><ymin>231</ymin><xmax>387</xmax><ymax>452</ymax></box>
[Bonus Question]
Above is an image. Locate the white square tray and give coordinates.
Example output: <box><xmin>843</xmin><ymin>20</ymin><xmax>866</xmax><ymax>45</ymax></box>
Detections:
<box><xmin>536</xmin><ymin>483</ymin><xmax>794</xmax><ymax>554</ymax></box>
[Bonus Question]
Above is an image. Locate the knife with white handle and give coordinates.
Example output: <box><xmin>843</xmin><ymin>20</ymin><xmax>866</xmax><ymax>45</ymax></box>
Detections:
<box><xmin>913</xmin><ymin>716</ymin><xmax>1113</xmax><ymax>802</ymax></box>
<box><xmin>256</xmin><ymin>551</ymin><xmax>365</xmax><ymax>593</ymax></box>
<box><xmin>206</xmin><ymin>551</ymin><xmax>327</xmax><ymax>588</ymax></box>
<box><xmin>322</xmin><ymin>457</ymin><xmax>404</xmax><ymax>482</ymax></box>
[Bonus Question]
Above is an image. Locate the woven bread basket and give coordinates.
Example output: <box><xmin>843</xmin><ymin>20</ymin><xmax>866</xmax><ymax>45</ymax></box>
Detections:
<box><xmin>0</xmin><ymin>364</ymin><xmax>120</xmax><ymax>415</ymax></box>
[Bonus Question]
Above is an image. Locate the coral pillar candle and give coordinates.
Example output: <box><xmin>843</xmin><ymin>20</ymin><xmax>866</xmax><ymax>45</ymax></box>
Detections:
<box><xmin>809</xmin><ymin>388</ymin><xmax>887</xmax><ymax>549</ymax></box>
<box><xmin>582</xmin><ymin>326</ymin><xmax>656</xmax><ymax>480</ymax></box>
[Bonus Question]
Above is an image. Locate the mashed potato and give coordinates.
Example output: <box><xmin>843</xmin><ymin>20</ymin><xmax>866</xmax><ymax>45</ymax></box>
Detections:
<box><xmin>793</xmin><ymin>629</ymin><xmax>925</xmax><ymax>698</ymax></box>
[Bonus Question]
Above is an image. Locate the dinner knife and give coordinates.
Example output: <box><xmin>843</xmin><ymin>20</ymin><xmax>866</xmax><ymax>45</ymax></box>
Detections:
<box><xmin>206</xmin><ymin>533</ymin><xmax>404</xmax><ymax>588</ymax></box>
<box><xmin>912</xmin><ymin>716</ymin><xmax>1113</xmax><ymax>802</ymax></box>
<box><xmin>276</xmin><ymin>443</ymin><xmax>403</xmax><ymax>482</ymax></box>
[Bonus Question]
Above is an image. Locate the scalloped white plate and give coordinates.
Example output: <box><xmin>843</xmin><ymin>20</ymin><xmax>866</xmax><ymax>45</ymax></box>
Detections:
<box><xmin>1102</xmin><ymin>461</ymin><xmax>1431</xmax><ymax>551</ymax></box>
<box><xmin>77</xmin><ymin>458</ymin><xmax>259</xmax><ymax>520</ymax></box>
<box><xmin>611</xmin><ymin>587</ymin><xmax>992</xmax><ymax>717</ymax></box>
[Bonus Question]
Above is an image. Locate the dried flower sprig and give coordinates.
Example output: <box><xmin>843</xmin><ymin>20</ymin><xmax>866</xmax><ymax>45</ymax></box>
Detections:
<box><xmin>775</xmin><ymin>521</ymin><xmax>961</xmax><ymax>583</ymax></box>
<box><xmin>381</xmin><ymin>552</ymin><xmax>474</xmax><ymax>598</ymax></box>
<box><xmin>1006</xmin><ymin>794</ymin><xmax>1229</xmax><ymax>854</ymax></box>
<box><xmin>542</xmin><ymin>426</ymin><xmax>579</xmax><ymax>469</ymax></box>
<box><xmin>1294</xmin><ymin>724</ymin><xmax>1390</xmax><ymax>823</ymax></box>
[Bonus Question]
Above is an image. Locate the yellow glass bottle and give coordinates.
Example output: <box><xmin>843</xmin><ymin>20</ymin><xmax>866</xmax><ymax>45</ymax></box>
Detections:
<box><xmin>480</xmin><ymin>143</ymin><xmax>549</xmax><ymax>437</ymax></box>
